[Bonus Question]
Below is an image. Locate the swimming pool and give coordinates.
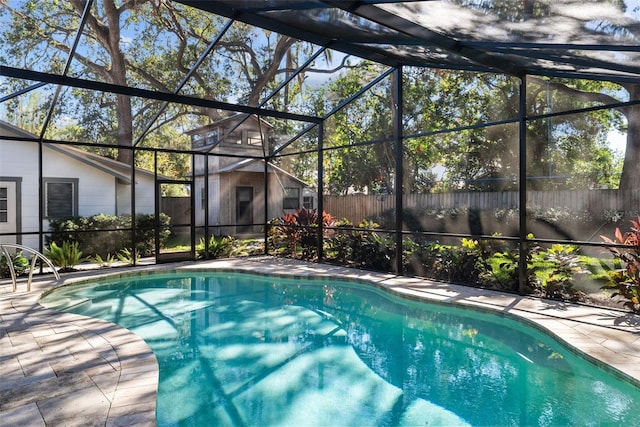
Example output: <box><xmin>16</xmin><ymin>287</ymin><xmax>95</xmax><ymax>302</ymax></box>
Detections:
<box><xmin>40</xmin><ymin>270</ymin><xmax>640</xmax><ymax>426</ymax></box>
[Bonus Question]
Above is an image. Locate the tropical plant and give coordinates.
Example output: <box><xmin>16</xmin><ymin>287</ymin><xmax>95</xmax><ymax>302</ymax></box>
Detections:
<box><xmin>601</xmin><ymin>215</ymin><xmax>640</xmax><ymax>311</ymax></box>
<box><xmin>197</xmin><ymin>235</ymin><xmax>234</xmax><ymax>259</ymax></box>
<box><xmin>528</xmin><ymin>244</ymin><xmax>587</xmax><ymax>300</ymax></box>
<box><xmin>117</xmin><ymin>248</ymin><xmax>140</xmax><ymax>266</ymax></box>
<box><xmin>326</xmin><ymin>219</ymin><xmax>394</xmax><ymax>271</ymax></box>
<box><xmin>90</xmin><ymin>253</ymin><xmax>116</xmax><ymax>269</ymax></box>
<box><xmin>44</xmin><ymin>241</ymin><xmax>86</xmax><ymax>272</ymax></box>
<box><xmin>325</xmin><ymin>218</ymin><xmax>355</xmax><ymax>263</ymax></box>
<box><xmin>271</xmin><ymin>208</ymin><xmax>335</xmax><ymax>259</ymax></box>
<box><xmin>0</xmin><ymin>251</ymin><xmax>29</xmax><ymax>278</ymax></box>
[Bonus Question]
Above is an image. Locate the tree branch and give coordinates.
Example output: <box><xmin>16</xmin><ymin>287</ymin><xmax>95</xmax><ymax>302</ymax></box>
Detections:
<box><xmin>527</xmin><ymin>76</ymin><xmax>624</xmax><ymax>115</ymax></box>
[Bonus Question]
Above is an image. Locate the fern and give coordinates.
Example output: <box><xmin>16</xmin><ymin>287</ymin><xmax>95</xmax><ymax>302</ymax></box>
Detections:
<box><xmin>45</xmin><ymin>241</ymin><xmax>86</xmax><ymax>272</ymax></box>
<box><xmin>197</xmin><ymin>235</ymin><xmax>233</xmax><ymax>259</ymax></box>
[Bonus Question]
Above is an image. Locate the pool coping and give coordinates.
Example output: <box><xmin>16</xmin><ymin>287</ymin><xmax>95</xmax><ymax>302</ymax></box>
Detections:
<box><xmin>2</xmin><ymin>256</ymin><xmax>639</xmax><ymax>426</ymax></box>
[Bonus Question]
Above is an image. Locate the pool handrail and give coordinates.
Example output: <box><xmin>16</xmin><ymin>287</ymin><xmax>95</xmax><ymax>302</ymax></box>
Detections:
<box><xmin>1</xmin><ymin>244</ymin><xmax>60</xmax><ymax>292</ymax></box>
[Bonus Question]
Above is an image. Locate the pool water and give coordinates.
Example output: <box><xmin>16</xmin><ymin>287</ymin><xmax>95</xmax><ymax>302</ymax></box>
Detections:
<box><xmin>40</xmin><ymin>271</ymin><xmax>640</xmax><ymax>426</ymax></box>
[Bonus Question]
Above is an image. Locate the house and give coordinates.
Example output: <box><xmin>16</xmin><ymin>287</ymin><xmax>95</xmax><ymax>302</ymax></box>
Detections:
<box><xmin>188</xmin><ymin>114</ymin><xmax>315</xmax><ymax>235</ymax></box>
<box><xmin>0</xmin><ymin>121</ymin><xmax>156</xmax><ymax>249</ymax></box>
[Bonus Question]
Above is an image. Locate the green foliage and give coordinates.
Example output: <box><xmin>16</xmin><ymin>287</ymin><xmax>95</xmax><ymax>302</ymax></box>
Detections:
<box><xmin>197</xmin><ymin>235</ymin><xmax>233</xmax><ymax>259</ymax></box>
<box><xmin>313</xmin><ymin>67</ymin><xmax>625</xmax><ymax>194</ymax></box>
<box><xmin>0</xmin><ymin>1</ymin><xmax>314</xmax><ymax>176</ymax></box>
<box><xmin>134</xmin><ymin>213</ymin><xmax>171</xmax><ymax>256</ymax></box>
<box><xmin>0</xmin><ymin>251</ymin><xmax>29</xmax><ymax>278</ymax></box>
<box><xmin>90</xmin><ymin>253</ymin><xmax>116</xmax><ymax>269</ymax></box>
<box><xmin>44</xmin><ymin>241</ymin><xmax>86</xmax><ymax>272</ymax></box>
<box><xmin>403</xmin><ymin>239</ymin><xmax>484</xmax><ymax>285</ymax></box>
<box><xmin>47</xmin><ymin>213</ymin><xmax>170</xmax><ymax>258</ymax></box>
<box><xmin>601</xmin><ymin>216</ymin><xmax>640</xmax><ymax>311</ymax></box>
<box><xmin>528</xmin><ymin>244</ymin><xmax>587</xmax><ymax>300</ymax></box>
<box><xmin>325</xmin><ymin>218</ymin><xmax>357</xmax><ymax>264</ymax></box>
<box><xmin>346</xmin><ymin>221</ymin><xmax>395</xmax><ymax>271</ymax></box>
<box><xmin>117</xmin><ymin>248</ymin><xmax>140</xmax><ymax>266</ymax></box>
<box><xmin>402</xmin><ymin>233</ymin><xmax>586</xmax><ymax>299</ymax></box>
<box><xmin>326</xmin><ymin>219</ymin><xmax>395</xmax><ymax>272</ymax></box>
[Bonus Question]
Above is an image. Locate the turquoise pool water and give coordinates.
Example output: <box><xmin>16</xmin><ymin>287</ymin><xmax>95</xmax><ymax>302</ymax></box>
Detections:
<box><xmin>40</xmin><ymin>271</ymin><xmax>640</xmax><ymax>426</ymax></box>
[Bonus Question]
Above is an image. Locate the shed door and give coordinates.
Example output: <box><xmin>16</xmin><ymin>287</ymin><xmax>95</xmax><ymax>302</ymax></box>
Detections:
<box><xmin>0</xmin><ymin>181</ymin><xmax>17</xmax><ymax>245</ymax></box>
<box><xmin>236</xmin><ymin>186</ymin><xmax>253</xmax><ymax>233</ymax></box>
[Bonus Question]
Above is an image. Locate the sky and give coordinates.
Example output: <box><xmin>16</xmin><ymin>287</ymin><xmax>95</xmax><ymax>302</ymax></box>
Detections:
<box><xmin>608</xmin><ymin>130</ymin><xmax>627</xmax><ymax>155</ymax></box>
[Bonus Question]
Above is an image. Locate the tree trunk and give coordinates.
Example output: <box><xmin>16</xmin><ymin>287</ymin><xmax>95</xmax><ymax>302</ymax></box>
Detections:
<box><xmin>115</xmin><ymin>93</ymin><xmax>134</xmax><ymax>165</ymax></box>
<box><xmin>70</xmin><ymin>0</ymin><xmax>134</xmax><ymax>165</ymax></box>
<box><xmin>619</xmin><ymin>83</ymin><xmax>640</xmax><ymax>191</ymax></box>
<box><xmin>104</xmin><ymin>0</ymin><xmax>133</xmax><ymax>165</ymax></box>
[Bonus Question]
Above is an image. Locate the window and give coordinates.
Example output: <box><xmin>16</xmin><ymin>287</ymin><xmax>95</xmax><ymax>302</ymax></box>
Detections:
<box><xmin>0</xmin><ymin>187</ymin><xmax>7</xmax><ymax>223</ymax></box>
<box><xmin>205</xmin><ymin>129</ymin><xmax>218</xmax><ymax>145</ymax></box>
<box><xmin>283</xmin><ymin>187</ymin><xmax>299</xmax><ymax>210</ymax></box>
<box><xmin>45</xmin><ymin>179</ymin><xmax>78</xmax><ymax>219</ymax></box>
<box><xmin>229</xmin><ymin>131</ymin><xmax>242</xmax><ymax>145</ymax></box>
<box><xmin>303</xmin><ymin>196</ymin><xmax>314</xmax><ymax>209</ymax></box>
<box><xmin>247</xmin><ymin>131</ymin><xmax>262</xmax><ymax>146</ymax></box>
<box><xmin>192</xmin><ymin>129</ymin><xmax>218</xmax><ymax>148</ymax></box>
<box><xmin>191</xmin><ymin>133</ymin><xmax>205</xmax><ymax>148</ymax></box>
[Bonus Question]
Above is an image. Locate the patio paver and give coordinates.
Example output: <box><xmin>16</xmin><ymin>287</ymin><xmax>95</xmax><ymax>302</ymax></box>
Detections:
<box><xmin>1</xmin><ymin>270</ymin><xmax>159</xmax><ymax>427</ymax></box>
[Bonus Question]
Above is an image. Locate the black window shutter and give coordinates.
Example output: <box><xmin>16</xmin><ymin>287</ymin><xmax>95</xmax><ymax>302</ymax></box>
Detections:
<box><xmin>47</xmin><ymin>182</ymin><xmax>73</xmax><ymax>218</ymax></box>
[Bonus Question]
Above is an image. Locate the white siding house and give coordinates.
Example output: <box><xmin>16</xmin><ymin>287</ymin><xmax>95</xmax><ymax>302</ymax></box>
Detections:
<box><xmin>0</xmin><ymin>121</ymin><xmax>156</xmax><ymax>249</ymax></box>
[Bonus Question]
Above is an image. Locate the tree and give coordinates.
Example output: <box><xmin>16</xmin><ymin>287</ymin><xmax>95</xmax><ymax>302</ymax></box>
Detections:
<box><xmin>310</xmin><ymin>65</ymin><xmax>625</xmax><ymax>194</ymax></box>
<box><xmin>316</xmin><ymin>62</ymin><xmax>396</xmax><ymax>194</ymax></box>
<box><xmin>528</xmin><ymin>77</ymin><xmax>637</xmax><ymax>190</ymax></box>
<box><xmin>1</xmin><ymin>1</ymin><xmax>636</xmax><ymax>192</ymax></box>
<box><xmin>444</xmin><ymin>0</ymin><xmax>638</xmax><ymax>191</ymax></box>
<box><xmin>0</xmin><ymin>0</ymin><xmax>305</xmax><ymax>172</ymax></box>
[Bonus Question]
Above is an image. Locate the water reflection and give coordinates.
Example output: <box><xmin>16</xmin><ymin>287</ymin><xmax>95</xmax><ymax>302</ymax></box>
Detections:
<box><xmin>41</xmin><ymin>272</ymin><xmax>639</xmax><ymax>426</ymax></box>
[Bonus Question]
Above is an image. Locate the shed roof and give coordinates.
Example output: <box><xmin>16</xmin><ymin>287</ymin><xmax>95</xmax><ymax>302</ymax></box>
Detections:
<box><xmin>193</xmin><ymin>157</ymin><xmax>310</xmax><ymax>188</ymax></box>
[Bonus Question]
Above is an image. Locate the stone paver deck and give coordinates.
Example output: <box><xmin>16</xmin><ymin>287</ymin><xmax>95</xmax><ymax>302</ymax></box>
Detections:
<box><xmin>2</xmin><ymin>257</ymin><xmax>639</xmax><ymax>426</ymax></box>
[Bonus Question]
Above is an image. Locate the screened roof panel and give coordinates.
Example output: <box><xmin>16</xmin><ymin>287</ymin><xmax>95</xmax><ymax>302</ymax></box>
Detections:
<box><xmin>180</xmin><ymin>0</ymin><xmax>640</xmax><ymax>83</ymax></box>
<box><xmin>2</xmin><ymin>0</ymin><xmax>639</xmax><ymax>148</ymax></box>
<box><xmin>0</xmin><ymin>79</ymin><xmax>56</xmax><ymax>139</ymax></box>
<box><xmin>378</xmin><ymin>1</ymin><xmax>640</xmax><ymax>79</ymax></box>
<box><xmin>353</xmin><ymin>43</ymin><xmax>483</xmax><ymax>70</ymax></box>
<box><xmin>0</xmin><ymin>0</ymin><xmax>80</xmax><ymax>76</ymax></box>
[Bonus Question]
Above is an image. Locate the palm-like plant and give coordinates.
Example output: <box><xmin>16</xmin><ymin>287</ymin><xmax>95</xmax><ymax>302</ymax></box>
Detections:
<box><xmin>45</xmin><ymin>241</ymin><xmax>86</xmax><ymax>272</ymax></box>
<box><xmin>197</xmin><ymin>235</ymin><xmax>233</xmax><ymax>259</ymax></box>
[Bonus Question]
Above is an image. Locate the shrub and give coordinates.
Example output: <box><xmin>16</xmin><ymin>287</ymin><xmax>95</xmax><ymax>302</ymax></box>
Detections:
<box><xmin>347</xmin><ymin>221</ymin><xmax>394</xmax><ymax>271</ymax></box>
<box><xmin>325</xmin><ymin>218</ymin><xmax>355</xmax><ymax>263</ymax></box>
<box><xmin>402</xmin><ymin>233</ymin><xmax>585</xmax><ymax>298</ymax></box>
<box><xmin>601</xmin><ymin>215</ymin><xmax>640</xmax><ymax>311</ymax></box>
<box><xmin>270</xmin><ymin>208</ymin><xmax>335</xmax><ymax>259</ymax></box>
<box><xmin>0</xmin><ymin>251</ymin><xmax>29</xmax><ymax>278</ymax></box>
<box><xmin>135</xmin><ymin>213</ymin><xmax>171</xmax><ymax>256</ymax></box>
<box><xmin>528</xmin><ymin>243</ymin><xmax>587</xmax><ymax>300</ymax></box>
<box><xmin>48</xmin><ymin>213</ymin><xmax>170</xmax><ymax>257</ymax></box>
<box><xmin>197</xmin><ymin>235</ymin><xmax>233</xmax><ymax>259</ymax></box>
<box><xmin>45</xmin><ymin>241</ymin><xmax>86</xmax><ymax>272</ymax></box>
<box><xmin>326</xmin><ymin>219</ymin><xmax>394</xmax><ymax>272</ymax></box>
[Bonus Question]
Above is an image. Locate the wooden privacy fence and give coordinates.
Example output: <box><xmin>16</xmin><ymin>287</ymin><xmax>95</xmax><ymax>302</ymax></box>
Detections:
<box><xmin>323</xmin><ymin>189</ymin><xmax>640</xmax><ymax>224</ymax></box>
